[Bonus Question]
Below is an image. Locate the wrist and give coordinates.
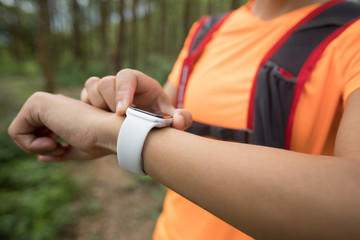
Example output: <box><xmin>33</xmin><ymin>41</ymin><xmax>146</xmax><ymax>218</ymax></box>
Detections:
<box><xmin>96</xmin><ymin>114</ymin><xmax>123</xmax><ymax>153</ymax></box>
<box><xmin>116</xmin><ymin>107</ymin><xmax>173</xmax><ymax>175</ymax></box>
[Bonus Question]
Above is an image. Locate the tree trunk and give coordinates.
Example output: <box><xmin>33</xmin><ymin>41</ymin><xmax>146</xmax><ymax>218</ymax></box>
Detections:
<box><xmin>207</xmin><ymin>0</ymin><xmax>213</xmax><ymax>14</ymax></box>
<box><xmin>130</xmin><ymin>0</ymin><xmax>138</xmax><ymax>68</ymax></box>
<box><xmin>7</xmin><ymin>0</ymin><xmax>23</xmax><ymax>60</ymax></box>
<box><xmin>143</xmin><ymin>0</ymin><xmax>153</xmax><ymax>62</ymax></box>
<box><xmin>231</xmin><ymin>0</ymin><xmax>239</xmax><ymax>10</ymax></box>
<box><xmin>72</xmin><ymin>0</ymin><xmax>82</xmax><ymax>60</ymax></box>
<box><xmin>100</xmin><ymin>0</ymin><xmax>110</xmax><ymax>74</ymax></box>
<box><xmin>160</xmin><ymin>0</ymin><xmax>168</xmax><ymax>55</ymax></box>
<box><xmin>183</xmin><ymin>0</ymin><xmax>191</xmax><ymax>38</ymax></box>
<box><xmin>114</xmin><ymin>0</ymin><xmax>126</xmax><ymax>72</ymax></box>
<box><xmin>36</xmin><ymin>0</ymin><xmax>55</xmax><ymax>93</ymax></box>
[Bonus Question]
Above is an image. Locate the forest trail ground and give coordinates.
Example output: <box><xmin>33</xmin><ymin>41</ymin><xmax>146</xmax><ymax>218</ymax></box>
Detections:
<box><xmin>70</xmin><ymin>156</ymin><xmax>165</xmax><ymax>240</ymax></box>
<box><xmin>4</xmin><ymin>81</ymin><xmax>164</xmax><ymax>240</ymax></box>
<box><xmin>56</xmin><ymin>87</ymin><xmax>165</xmax><ymax>240</ymax></box>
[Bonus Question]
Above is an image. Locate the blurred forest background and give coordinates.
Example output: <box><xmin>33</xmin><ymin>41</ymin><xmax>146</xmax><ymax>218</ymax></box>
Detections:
<box><xmin>0</xmin><ymin>0</ymin><xmax>248</xmax><ymax>240</ymax></box>
<box><xmin>0</xmin><ymin>0</ymin><xmax>247</xmax><ymax>91</ymax></box>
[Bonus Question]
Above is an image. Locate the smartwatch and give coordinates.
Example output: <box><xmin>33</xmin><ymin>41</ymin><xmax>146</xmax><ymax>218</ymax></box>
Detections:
<box><xmin>117</xmin><ymin>106</ymin><xmax>173</xmax><ymax>175</ymax></box>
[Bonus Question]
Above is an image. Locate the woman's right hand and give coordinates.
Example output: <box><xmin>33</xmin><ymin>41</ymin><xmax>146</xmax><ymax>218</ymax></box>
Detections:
<box><xmin>80</xmin><ymin>69</ymin><xmax>192</xmax><ymax>130</ymax></box>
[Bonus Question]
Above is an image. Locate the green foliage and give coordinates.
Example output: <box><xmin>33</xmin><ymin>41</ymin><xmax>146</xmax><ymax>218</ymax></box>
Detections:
<box><xmin>0</xmin><ymin>127</ymin><xmax>27</xmax><ymax>163</ymax></box>
<box><xmin>0</xmin><ymin>158</ymin><xmax>78</xmax><ymax>240</ymax></box>
<box><xmin>0</xmin><ymin>0</ymin><xmax>248</xmax><ymax>90</ymax></box>
<box><xmin>55</xmin><ymin>50</ymin><xmax>107</xmax><ymax>87</ymax></box>
<box><xmin>0</xmin><ymin>75</ymin><xmax>79</xmax><ymax>240</ymax></box>
<box><xmin>0</xmin><ymin>86</ymin><xmax>34</xmax><ymax>163</ymax></box>
<box><xmin>0</xmin><ymin>49</ymin><xmax>40</xmax><ymax>77</ymax></box>
<box><xmin>82</xmin><ymin>198</ymin><xmax>101</xmax><ymax>217</ymax></box>
<box><xmin>0</xmin><ymin>2</ymin><xmax>250</xmax><ymax>238</ymax></box>
<box><xmin>140</xmin><ymin>53</ymin><xmax>174</xmax><ymax>85</ymax></box>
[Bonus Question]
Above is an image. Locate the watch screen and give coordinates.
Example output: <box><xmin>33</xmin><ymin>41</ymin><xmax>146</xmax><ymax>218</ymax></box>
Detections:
<box><xmin>129</xmin><ymin>106</ymin><xmax>172</xmax><ymax>119</ymax></box>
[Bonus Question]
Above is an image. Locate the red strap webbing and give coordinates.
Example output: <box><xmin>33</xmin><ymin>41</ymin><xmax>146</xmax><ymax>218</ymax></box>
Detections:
<box><xmin>284</xmin><ymin>16</ymin><xmax>360</xmax><ymax>148</ymax></box>
<box><xmin>246</xmin><ymin>0</ymin><xmax>345</xmax><ymax>130</ymax></box>
<box><xmin>176</xmin><ymin>13</ymin><xmax>232</xmax><ymax>108</ymax></box>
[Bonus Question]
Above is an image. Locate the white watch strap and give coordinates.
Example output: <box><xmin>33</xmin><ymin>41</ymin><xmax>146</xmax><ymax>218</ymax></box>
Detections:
<box><xmin>117</xmin><ymin>114</ymin><xmax>156</xmax><ymax>175</ymax></box>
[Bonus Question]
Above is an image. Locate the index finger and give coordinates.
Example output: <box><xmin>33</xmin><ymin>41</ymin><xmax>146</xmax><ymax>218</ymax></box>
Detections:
<box><xmin>115</xmin><ymin>69</ymin><xmax>138</xmax><ymax>115</ymax></box>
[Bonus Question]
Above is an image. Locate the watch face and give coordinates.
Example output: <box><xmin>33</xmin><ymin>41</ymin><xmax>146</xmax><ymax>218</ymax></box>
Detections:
<box><xmin>128</xmin><ymin>106</ymin><xmax>172</xmax><ymax>119</ymax></box>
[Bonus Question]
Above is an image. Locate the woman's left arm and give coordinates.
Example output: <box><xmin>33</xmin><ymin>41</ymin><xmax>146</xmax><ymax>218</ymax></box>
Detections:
<box><xmin>8</xmin><ymin>90</ymin><xmax>360</xmax><ymax>239</ymax></box>
<box><xmin>141</xmin><ymin>89</ymin><xmax>360</xmax><ymax>240</ymax></box>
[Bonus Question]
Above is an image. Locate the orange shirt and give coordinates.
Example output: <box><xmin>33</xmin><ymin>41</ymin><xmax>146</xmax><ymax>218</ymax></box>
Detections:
<box><xmin>154</xmin><ymin>2</ymin><xmax>360</xmax><ymax>240</ymax></box>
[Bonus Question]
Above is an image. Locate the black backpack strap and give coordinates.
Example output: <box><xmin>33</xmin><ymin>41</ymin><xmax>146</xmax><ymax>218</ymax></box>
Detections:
<box><xmin>176</xmin><ymin>12</ymin><xmax>231</xmax><ymax>108</ymax></box>
<box><xmin>249</xmin><ymin>0</ymin><xmax>360</xmax><ymax>149</ymax></box>
<box><xmin>189</xmin><ymin>14</ymin><xmax>227</xmax><ymax>54</ymax></box>
<box><xmin>185</xmin><ymin>121</ymin><xmax>253</xmax><ymax>143</ymax></box>
<box><xmin>271</xmin><ymin>0</ymin><xmax>360</xmax><ymax>77</ymax></box>
<box><xmin>179</xmin><ymin>0</ymin><xmax>360</xmax><ymax>146</ymax></box>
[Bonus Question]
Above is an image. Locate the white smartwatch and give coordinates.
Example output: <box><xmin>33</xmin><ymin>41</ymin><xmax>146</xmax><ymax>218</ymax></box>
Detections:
<box><xmin>117</xmin><ymin>106</ymin><xmax>173</xmax><ymax>175</ymax></box>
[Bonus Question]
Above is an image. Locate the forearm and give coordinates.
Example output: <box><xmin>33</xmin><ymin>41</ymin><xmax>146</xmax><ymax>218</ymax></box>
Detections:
<box><xmin>143</xmin><ymin>127</ymin><xmax>360</xmax><ymax>239</ymax></box>
<box><xmin>10</xmin><ymin>91</ymin><xmax>360</xmax><ymax>239</ymax></box>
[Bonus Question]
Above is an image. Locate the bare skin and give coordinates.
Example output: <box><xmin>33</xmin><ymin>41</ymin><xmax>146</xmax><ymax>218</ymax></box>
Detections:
<box><xmin>8</xmin><ymin>84</ymin><xmax>360</xmax><ymax>240</ymax></box>
<box><xmin>146</xmin><ymin>84</ymin><xmax>360</xmax><ymax>239</ymax></box>
<box><xmin>80</xmin><ymin>69</ymin><xmax>192</xmax><ymax>130</ymax></box>
<box><xmin>251</xmin><ymin>0</ymin><xmax>327</xmax><ymax>20</ymax></box>
<box><xmin>8</xmin><ymin>0</ymin><xmax>360</xmax><ymax>239</ymax></box>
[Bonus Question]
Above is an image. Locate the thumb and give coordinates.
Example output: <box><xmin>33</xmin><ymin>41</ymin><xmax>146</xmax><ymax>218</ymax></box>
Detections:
<box><xmin>172</xmin><ymin>109</ymin><xmax>193</xmax><ymax>130</ymax></box>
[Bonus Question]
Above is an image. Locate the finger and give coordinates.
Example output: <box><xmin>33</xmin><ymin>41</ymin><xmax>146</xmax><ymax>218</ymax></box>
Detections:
<box><xmin>98</xmin><ymin>76</ymin><xmax>117</xmax><ymax>112</ymax></box>
<box><xmin>10</xmin><ymin>131</ymin><xmax>57</xmax><ymax>154</ymax></box>
<box><xmin>85</xmin><ymin>76</ymin><xmax>108</xmax><ymax>109</ymax></box>
<box><xmin>115</xmin><ymin>69</ymin><xmax>138</xmax><ymax>115</ymax></box>
<box><xmin>61</xmin><ymin>147</ymin><xmax>105</xmax><ymax>161</ymax></box>
<box><xmin>39</xmin><ymin>145</ymin><xmax>105</xmax><ymax>162</ymax></box>
<box><xmin>37</xmin><ymin>143</ymin><xmax>67</xmax><ymax>161</ymax></box>
<box><xmin>38</xmin><ymin>155</ymin><xmax>60</xmax><ymax>162</ymax></box>
<box><xmin>29</xmin><ymin>137</ymin><xmax>58</xmax><ymax>152</ymax></box>
<box><xmin>38</xmin><ymin>144</ymin><xmax>70</xmax><ymax>162</ymax></box>
<box><xmin>8</xmin><ymin>101</ymin><xmax>58</xmax><ymax>153</ymax></box>
<box><xmin>23</xmin><ymin>128</ymin><xmax>63</xmax><ymax>154</ymax></box>
<box><xmin>172</xmin><ymin>109</ymin><xmax>193</xmax><ymax>130</ymax></box>
<box><xmin>80</xmin><ymin>88</ymin><xmax>90</xmax><ymax>103</ymax></box>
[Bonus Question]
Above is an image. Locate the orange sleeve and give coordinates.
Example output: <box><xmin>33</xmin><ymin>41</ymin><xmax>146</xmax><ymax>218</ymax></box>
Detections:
<box><xmin>343</xmin><ymin>70</ymin><xmax>360</xmax><ymax>105</ymax></box>
<box><xmin>168</xmin><ymin>21</ymin><xmax>201</xmax><ymax>88</ymax></box>
<box><xmin>343</xmin><ymin>62</ymin><xmax>360</xmax><ymax>105</ymax></box>
<box><xmin>342</xmin><ymin>21</ymin><xmax>360</xmax><ymax>105</ymax></box>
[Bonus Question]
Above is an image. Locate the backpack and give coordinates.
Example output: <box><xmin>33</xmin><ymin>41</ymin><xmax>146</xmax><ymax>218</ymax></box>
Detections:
<box><xmin>176</xmin><ymin>0</ymin><xmax>360</xmax><ymax>149</ymax></box>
